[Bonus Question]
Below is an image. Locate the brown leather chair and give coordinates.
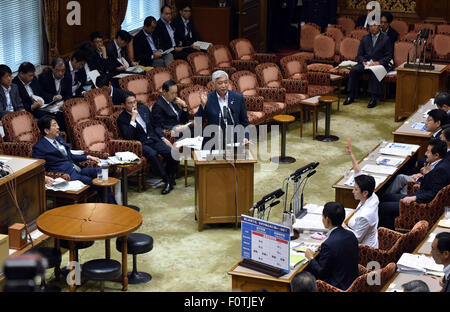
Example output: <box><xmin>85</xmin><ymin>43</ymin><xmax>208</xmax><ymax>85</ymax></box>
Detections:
<box><xmin>306</xmin><ymin>33</ymin><xmax>340</xmax><ymax>72</ymax></box>
<box><xmin>329</xmin><ymin>36</ymin><xmax>361</xmax><ymax>78</ymax></box>
<box><xmin>391</xmin><ymin>20</ymin><xmax>410</xmax><ymax>39</ymax></box>
<box><xmin>349</xmin><ymin>27</ymin><xmax>369</xmax><ymax>41</ymax></box>
<box><xmin>146</xmin><ymin>67</ymin><xmax>173</xmax><ymax>102</ymax></box>
<box><xmin>168</xmin><ymin>59</ymin><xmax>211</xmax><ymax>89</ymax></box>
<box><xmin>0</xmin><ymin>133</ymin><xmax>33</xmax><ymax>158</ymax></box>
<box><xmin>300</xmin><ymin>23</ymin><xmax>321</xmax><ymax>53</ymax></box>
<box><xmin>229</xmin><ymin>38</ymin><xmax>277</xmax><ymax>65</ymax></box>
<box><xmin>414</xmin><ymin>23</ymin><xmax>436</xmax><ymax>36</ymax></box>
<box><xmin>316</xmin><ymin>263</ymin><xmax>396</xmax><ymax>292</ymax></box>
<box><xmin>437</xmin><ymin>24</ymin><xmax>450</xmax><ymax>35</ymax></box>
<box><xmin>358</xmin><ymin>220</ymin><xmax>429</xmax><ymax>268</ymax></box>
<box><xmin>432</xmin><ymin>34</ymin><xmax>450</xmax><ymax>60</ymax></box>
<box><xmin>118</xmin><ymin>74</ymin><xmax>153</xmax><ymax>106</ymax></box>
<box><xmin>187</xmin><ymin>52</ymin><xmax>214</xmax><ymax>78</ymax></box>
<box><xmin>384</xmin><ymin>40</ymin><xmax>414</xmax><ymax>84</ymax></box>
<box><xmin>255</xmin><ymin>62</ymin><xmax>308</xmax><ymax>114</ymax></box>
<box><xmin>72</xmin><ymin>119</ymin><xmax>145</xmax><ymax>192</ymax></box>
<box><xmin>325</xmin><ymin>26</ymin><xmax>344</xmax><ymax>55</ymax></box>
<box><xmin>337</xmin><ymin>16</ymin><xmax>356</xmax><ymax>36</ymax></box>
<box><xmin>207</xmin><ymin>45</ymin><xmax>241</xmax><ymax>74</ymax></box>
<box><xmin>61</xmin><ymin>98</ymin><xmax>96</xmax><ymax>148</ymax></box>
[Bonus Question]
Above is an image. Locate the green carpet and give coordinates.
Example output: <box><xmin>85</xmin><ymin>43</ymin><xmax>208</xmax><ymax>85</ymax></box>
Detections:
<box><xmin>51</xmin><ymin>96</ymin><xmax>401</xmax><ymax>292</ymax></box>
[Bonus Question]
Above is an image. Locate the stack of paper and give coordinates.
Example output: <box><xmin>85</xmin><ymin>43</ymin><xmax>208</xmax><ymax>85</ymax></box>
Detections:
<box><xmin>361</xmin><ymin>164</ymin><xmax>397</xmax><ymax>175</ymax></box>
<box><xmin>115</xmin><ymin>152</ymin><xmax>139</xmax><ymax>162</ymax></box>
<box><xmin>397</xmin><ymin>253</ymin><xmax>444</xmax><ymax>276</ymax></box>
<box><xmin>174</xmin><ymin>136</ymin><xmax>203</xmax><ymax>150</ymax></box>
<box><xmin>293</xmin><ymin>213</ymin><xmax>327</xmax><ymax>232</ymax></box>
<box><xmin>290</xmin><ymin>252</ymin><xmax>308</xmax><ymax>269</ymax></box>
<box><xmin>337</xmin><ymin>60</ymin><xmax>357</xmax><ymax>69</ymax></box>
<box><xmin>193</xmin><ymin>41</ymin><xmax>212</xmax><ymax>50</ymax></box>
<box><xmin>380</xmin><ymin>143</ymin><xmax>419</xmax><ymax>157</ymax></box>
<box><xmin>292</xmin><ymin>242</ymin><xmax>320</xmax><ymax>253</ymax></box>
<box><xmin>303</xmin><ymin>204</ymin><xmax>353</xmax><ymax>220</ymax></box>
<box><xmin>344</xmin><ymin>174</ymin><xmax>386</xmax><ymax>188</ymax></box>
<box><xmin>411</xmin><ymin>122</ymin><xmax>426</xmax><ymax>131</ymax></box>
<box><xmin>46</xmin><ymin>180</ymin><xmax>86</xmax><ymax>192</ymax></box>
<box><xmin>376</xmin><ymin>156</ymin><xmax>405</xmax><ymax>167</ymax></box>
<box><xmin>438</xmin><ymin>219</ymin><xmax>450</xmax><ymax>229</ymax></box>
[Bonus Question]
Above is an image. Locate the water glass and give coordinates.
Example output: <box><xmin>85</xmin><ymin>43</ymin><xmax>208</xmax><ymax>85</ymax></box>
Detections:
<box><xmin>344</xmin><ymin>169</ymin><xmax>351</xmax><ymax>179</ymax></box>
<box><xmin>97</xmin><ymin>169</ymin><xmax>103</xmax><ymax>182</ymax></box>
<box><xmin>445</xmin><ymin>206</ymin><xmax>450</xmax><ymax>220</ymax></box>
<box><xmin>368</xmin><ymin>153</ymin><xmax>376</xmax><ymax>161</ymax></box>
<box><xmin>380</xmin><ymin>140</ymin><xmax>388</xmax><ymax>148</ymax></box>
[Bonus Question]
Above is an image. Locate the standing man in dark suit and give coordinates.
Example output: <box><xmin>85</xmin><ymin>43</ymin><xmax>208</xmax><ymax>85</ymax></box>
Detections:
<box><xmin>379</xmin><ymin>139</ymin><xmax>450</xmax><ymax>229</ymax></box>
<box><xmin>172</xmin><ymin>3</ymin><xmax>201</xmax><ymax>55</ymax></box>
<box><xmin>96</xmin><ymin>75</ymin><xmax>128</xmax><ymax>106</ymax></box>
<box><xmin>38</xmin><ymin>58</ymin><xmax>73</xmax><ymax>103</ymax></box>
<box><xmin>343</xmin><ymin>20</ymin><xmax>393</xmax><ymax>108</ymax></box>
<box><xmin>154</xmin><ymin>5</ymin><xmax>188</xmax><ymax>61</ymax></box>
<box><xmin>133</xmin><ymin>16</ymin><xmax>174</xmax><ymax>68</ymax></box>
<box><xmin>117</xmin><ymin>92</ymin><xmax>179</xmax><ymax>195</ymax></box>
<box><xmin>12</xmin><ymin>62</ymin><xmax>46</xmax><ymax>119</ymax></box>
<box><xmin>304</xmin><ymin>202</ymin><xmax>359</xmax><ymax>290</ymax></box>
<box><xmin>151</xmin><ymin>80</ymin><xmax>190</xmax><ymax>134</ymax></box>
<box><xmin>0</xmin><ymin>64</ymin><xmax>25</xmax><ymax>122</ymax></box>
<box><xmin>380</xmin><ymin>12</ymin><xmax>399</xmax><ymax>51</ymax></box>
<box><xmin>196</xmin><ymin>70</ymin><xmax>249</xmax><ymax>149</ymax></box>
<box><xmin>431</xmin><ymin>232</ymin><xmax>450</xmax><ymax>292</ymax></box>
<box><xmin>65</xmin><ymin>50</ymin><xmax>88</xmax><ymax>97</ymax></box>
<box><xmin>106</xmin><ymin>30</ymin><xmax>137</xmax><ymax>74</ymax></box>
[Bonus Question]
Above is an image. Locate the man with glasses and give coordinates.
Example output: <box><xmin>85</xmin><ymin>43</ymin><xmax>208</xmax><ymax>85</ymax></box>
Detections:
<box><xmin>380</xmin><ymin>12</ymin><xmax>398</xmax><ymax>51</ymax></box>
<box><xmin>172</xmin><ymin>3</ymin><xmax>201</xmax><ymax>55</ymax></box>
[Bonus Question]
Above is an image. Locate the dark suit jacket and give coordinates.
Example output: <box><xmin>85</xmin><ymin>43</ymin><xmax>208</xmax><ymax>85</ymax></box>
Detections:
<box><xmin>0</xmin><ymin>83</ymin><xmax>25</xmax><ymax>119</ymax></box>
<box><xmin>133</xmin><ymin>29</ymin><xmax>159</xmax><ymax>67</ymax></box>
<box><xmin>383</xmin><ymin>27</ymin><xmax>399</xmax><ymax>51</ymax></box>
<box><xmin>111</xmin><ymin>87</ymin><xmax>128</xmax><ymax>106</ymax></box>
<box><xmin>117</xmin><ymin>105</ymin><xmax>165</xmax><ymax>145</ymax></box>
<box><xmin>65</xmin><ymin>61</ymin><xmax>87</xmax><ymax>96</ymax></box>
<box><xmin>308</xmin><ymin>226</ymin><xmax>359</xmax><ymax>290</ymax></box>
<box><xmin>172</xmin><ymin>15</ymin><xmax>199</xmax><ymax>47</ymax></box>
<box><xmin>357</xmin><ymin>32</ymin><xmax>393</xmax><ymax>71</ymax></box>
<box><xmin>414</xmin><ymin>158</ymin><xmax>450</xmax><ymax>203</ymax></box>
<box><xmin>38</xmin><ymin>70</ymin><xmax>72</xmax><ymax>103</ymax></box>
<box><xmin>443</xmin><ymin>275</ymin><xmax>450</xmax><ymax>292</ymax></box>
<box><xmin>106</xmin><ymin>40</ymin><xmax>128</xmax><ymax>72</ymax></box>
<box><xmin>12</xmin><ymin>76</ymin><xmax>43</xmax><ymax>114</ymax></box>
<box><xmin>154</xmin><ymin>18</ymin><xmax>178</xmax><ymax>52</ymax></box>
<box><xmin>32</xmin><ymin>136</ymin><xmax>88</xmax><ymax>174</ymax></box>
<box><xmin>303</xmin><ymin>0</ymin><xmax>337</xmax><ymax>30</ymax></box>
<box><xmin>195</xmin><ymin>90</ymin><xmax>249</xmax><ymax>139</ymax></box>
<box><xmin>151</xmin><ymin>96</ymin><xmax>189</xmax><ymax>130</ymax></box>
<box><xmin>87</xmin><ymin>48</ymin><xmax>112</xmax><ymax>75</ymax></box>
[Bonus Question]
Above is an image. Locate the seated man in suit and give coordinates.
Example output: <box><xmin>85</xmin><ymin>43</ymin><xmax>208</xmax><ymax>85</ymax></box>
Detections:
<box><xmin>154</xmin><ymin>5</ymin><xmax>188</xmax><ymax>61</ymax></box>
<box><xmin>440</xmin><ymin>126</ymin><xmax>450</xmax><ymax>156</ymax></box>
<box><xmin>431</xmin><ymin>232</ymin><xmax>450</xmax><ymax>292</ymax></box>
<box><xmin>117</xmin><ymin>92</ymin><xmax>179</xmax><ymax>195</ymax></box>
<box><xmin>133</xmin><ymin>16</ymin><xmax>174</xmax><ymax>68</ymax></box>
<box><xmin>96</xmin><ymin>75</ymin><xmax>128</xmax><ymax>106</ymax></box>
<box><xmin>87</xmin><ymin>31</ymin><xmax>112</xmax><ymax>75</ymax></box>
<box><xmin>291</xmin><ymin>271</ymin><xmax>317</xmax><ymax>292</ymax></box>
<box><xmin>12</xmin><ymin>62</ymin><xmax>46</xmax><ymax>119</ymax></box>
<box><xmin>304</xmin><ymin>202</ymin><xmax>359</xmax><ymax>290</ymax></box>
<box><xmin>0</xmin><ymin>64</ymin><xmax>25</xmax><ymax>124</ymax></box>
<box><xmin>435</xmin><ymin>92</ymin><xmax>450</xmax><ymax>116</ymax></box>
<box><xmin>425</xmin><ymin>109</ymin><xmax>447</xmax><ymax>140</ymax></box>
<box><xmin>196</xmin><ymin>70</ymin><xmax>249</xmax><ymax>149</ymax></box>
<box><xmin>38</xmin><ymin>58</ymin><xmax>73</xmax><ymax>103</ymax></box>
<box><xmin>106</xmin><ymin>30</ymin><xmax>137</xmax><ymax>74</ymax></box>
<box><xmin>65</xmin><ymin>50</ymin><xmax>88</xmax><ymax>97</ymax></box>
<box><xmin>343</xmin><ymin>20</ymin><xmax>393</xmax><ymax>108</ymax></box>
<box><xmin>172</xmin><ymin>3</ymin><xmax>201</xmax><ymax>55</ymax></box>
<box><xmin>380</xmin><ymin>12</ymin><xmax>399</xmax><ymax>51</ymax></box>
<box><xmin>151</xmin><ymin>80</ymin><xmax>190</xmax><ymax>136</ymax></box>
<box><xmin>379</xmin><ymin>139</ymin><xmax>450</xmax><ymax>229</ymax></box>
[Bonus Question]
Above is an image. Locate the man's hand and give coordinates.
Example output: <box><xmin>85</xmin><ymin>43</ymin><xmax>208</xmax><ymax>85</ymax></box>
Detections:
<box><xmin>363</xmin><ymin>61</ymin><xmax>368</xmax><ymax>66</ymax></box>
<box><xmin>440</xmin><ymin>277</ymin><xmax>444</xmax><ymax>287</ymax></box>
<box><xmin>200</xmin><ymin>92</ymin><xmax>207</xmax><ymax>109</ymax></box>
<box><xmin>192</xmin><ymin>44</ymin><xmax>201</xmax><ymax>51</ymax></box>
<box><xmin>175</xmin><ymin>47</ymin><xmax>183</xmax><ymax>52</ymax></box>
<box><xmin>44</xmin><ymin>176</ymin><xmax>55</xmax><ymax>186</ymax></box>
<box><xmin>411</xmin><ymin>173</ymin><xmax>423</xmax><ymax>180</ymax></box>
<box><xmin>420</xmin><ymin>163</ymin><xmax>431</xmax><ymax>175</ymax></box>
<box><xmin>305</xmin><ymin>249</ymin><xmax>314</xmax><ymax>260</ymax></box>
<box><xmin>87</xmin><ymin>155</ymin><xmax>100</xmax><ymax>163</ymax></box>
<box><xmin>400</xmin><ymin>196</ymin><xmax>416</xmax><ymax>205</ymax></box>
<box><xmin>117</xmin><ymin>65</ymin><xmax>126</xmax><ymax>72</ymax></box>
<box><xmin>100</xmin><ymin>45</ymin><xmax>107</xmax><ymax>59</ymax></box>
<box><xmin>53</xmin><ymin>95</ymin><xmax>62</xmax><ymax>102</ymax></box>
<box><xmin>131</xmin><ymin>106</ymin><xmax>138</xmax><ymax>121</ymax></box>
<box><xmin>368</xmin><ymin>61</ymin><xmax>380</xmax><ymax>66</ymax></box>
<box><xmin>162</xmin><ymin>137</ymin><xmax>173</xmax><ymax>148</ymax></box>
<box><xmin>153</xmin><ymin>51</ymin><xmax>162</xmax><ymax>59</ymax></box>
<box><xmin>244</xmin><ymin>138</ymin><xmax>249</xmax><ymax>145</ymax></box>
<box><xmin>131</xmin><ymin>61</ymin><xmax>139</xmax><ymax>67</ymax></box>
<box><xmin>174</xmin><ymin>97</ymin><xmax>186</xmax><ymax>109</ymax></box>
<box><xmin>31</xmin><ymin>100</ymin><xmax>43</xmax><ymax>110</ymax></box>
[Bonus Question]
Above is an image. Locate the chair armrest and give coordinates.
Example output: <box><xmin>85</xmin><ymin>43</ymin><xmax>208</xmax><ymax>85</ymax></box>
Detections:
<box><xmin>307</xmin><ymin>71</ymin><xmax>331</xmax><ymax>85</ymax></box>
<box><xmin>109</xmin><ymin>139</ymin><xmax>143</xmax><ymax>157</ymax></box>
<box><xmin>231</xmin><ymin>59</ymin><xmax>258</xmax><ymax>72</ymax></box>
<box><xmin>316</xmin><ymin>280</ymin><xmax>344</xmax><ymax>292</ymax></box>
<box><xmin>407</xmin><ymin>180</ymin><xmax>420</xmax><ymax>194</ymax></box>
<box><xmin>46</xmin><ymin>171</ymin><xmax>71</xmax><ymax>181</ymax></box>
<box><xmin>395</xmin><ymin>200</ymin><xmax>427</xmax><ymax>231</ymax></box>
<box><xmin>192</xmin><ymin>75</ymin><xmax>211</xmax><ymax>86</ymax></box>
<box><xmin>243</xmin><ymin>95</ymin><xmax>264</xmax><ymax>112</ymax></box>
<box><xmin>358</xmin><ymin>243</ymin><xmax>392</xmax><ymax>268</ymax></box>
<box><xmin>358</xmin><ymin>264</ymin><xmax>370</xmax><ymax>275</ymax></box>
<box><xmin>213</xmin><ymin>66</ymin><xmax>237</xmax><ymax>76</ymax></box>
<box><xmin>254</xmin><ymin>53</ymin><xmax>277</xmax><ymax>64</ymax></box>
<box><xmin>2</xmin><ymin>142</ymin><xmax>33</xmax><ymax>157</ymax></box>
<box><xmin>257</xmin><ymin>87</ymin><xmax>286</xmax><ymax>102</ymax></box>
<box><xmin>281</xmin><ymin>78</ymin><xmax>308</xmax><ymax>94</ymax></box>
<box><xmin>112</xmin><ymin>106</ymin><xmax>124</xmax><ymax>113</ymax></box>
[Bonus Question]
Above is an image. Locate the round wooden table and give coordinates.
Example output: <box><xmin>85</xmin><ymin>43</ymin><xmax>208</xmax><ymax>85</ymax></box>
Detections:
<box><xmin>92</xmin><ymin>177</ymin><xmax>119</xmax><ymax>203</ymax></box>
<box><xmin>271</xmin><ymin>114</ymin><xmax>296</xmax><ymax>164</ymax></box>
<box><xmin>37</xmin><ymin>203</ymin><xmax>142</xmax><ymax>292</ymax></box>
<box><xmin>316</xmin><ymin>96</ymin><xmax>339</xmax><ymax>142</ymax></box>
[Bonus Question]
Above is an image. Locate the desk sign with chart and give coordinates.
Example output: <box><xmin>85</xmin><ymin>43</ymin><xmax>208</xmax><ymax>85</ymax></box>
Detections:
<box><xmin>241</xmin><ymin>215</ymin><xmax>291</xmax><ymax>274</ymax></box>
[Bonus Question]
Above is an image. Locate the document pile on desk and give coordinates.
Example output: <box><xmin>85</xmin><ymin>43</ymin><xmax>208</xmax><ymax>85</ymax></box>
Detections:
<box><xmin>289</xmin><ymin>253</ymin><xmax>308</xmax><ymax>269</ymax></box>
<box><xmin>411</xmin><ymin>122</ymin><xmax>426</xmax><ymax>131</ymax></box>
<box><xmin>397</xmin><ymin>253</ymin><xmax>444</xmax><ymax>277</ymax></box>
<box><xmin>380</xmin><ymin>143</ymin><xmax>419</xmax><ymax>157</ymax></box>
<box><xmin>293</xmin><ymin>204</ymin><xmax>353</xmax><ymax>232</ymax></box>
<box><xmin>375</xmin><ymin>156</ymin><xmax>404</xmax><ymax>167</ymax></box>
<box><xmin>45</xmin><ymin>178</ymin><xmax>86</xmax><ymax>192</ymax></box>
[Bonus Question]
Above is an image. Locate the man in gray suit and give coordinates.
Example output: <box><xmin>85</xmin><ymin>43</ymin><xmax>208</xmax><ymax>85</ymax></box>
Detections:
<box><xmin>0</xmin><ymin>65</ymin><xmax>25</xmax><ymax>124</ymax></box>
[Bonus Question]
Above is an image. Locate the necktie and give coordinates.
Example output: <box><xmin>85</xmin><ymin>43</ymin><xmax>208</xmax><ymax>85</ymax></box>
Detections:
<box><xmin>54</xmin><ymin>140</ymin><xmax>67</xmax><ymax>157</ymax></box>
<box><xmin>372</xmin><ymin>36</ymin><xmax>377</xmax><ymax>47</ymax></box>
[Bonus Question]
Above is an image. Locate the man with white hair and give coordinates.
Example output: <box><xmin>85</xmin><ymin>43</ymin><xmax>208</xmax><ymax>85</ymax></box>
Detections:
<box><xmin>196</xmin><ymin>70</ymin><xmax>249</xmax><ymax>148</ymax></box>
<box><xmin>343</xmin><ymin>19</ymin><xmax>393</xmax><ymax>108</ymax></box>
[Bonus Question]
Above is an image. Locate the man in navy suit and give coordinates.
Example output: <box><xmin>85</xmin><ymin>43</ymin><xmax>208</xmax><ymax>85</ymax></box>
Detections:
<box><xmin>38</xmin><ymin>58</ymin><xmax>73</xmax><ymax>103</ymax></box>
<box><xmin>304</xmin><ymin>202</ymin><xmax>359</xmax><ymax>290</ymax></box>
<box><xmin>343</xmin><ymin>20</ymin><xmax>393</xmax><ymax>108</ymax></box>
<box><xmin>105</xmin><ymin>30</ymin><xmax>137</xmax><ymax>75</ymax></box>
<box><xmin>32</xmin><ymin>115</ymin><xmax>100</xmax><ymax>185</ymax></box>
<box><xmin>379</xmin><ymin>139</ymin><xmax>450</xmax><ymax>229</ymax></box>
<box><xmin>65</xmin><ymin>50</ymin><xmax>88</xmax><ymax>97</ymax></box>
<box><xmin>117</xmin><ymin>92</ymin><xmax>179</xmax><ymax>195</ymax></box>
<box><xmin>0</xmin><ymin>64</ymin><xmax>25</xmax><ymax>121</ymax></box>
<box><xmin>380</xmin><ymin>12</ymin><xmax>399</xmax><ymax>51</ymax></box>
<box><xmin>431</xmin><ymin>232</ymin><xmax>450</xmax><ymax>292</ymax></box>
<box><xmin>196</xmin><ymin>70</ymin><xmax>249</xmax><ymax>149</ymax></box>
<box><xmin>151</xmin><ymin>80</ymin><xmax>190</xmax><ymax>133</ymax></box>
<box><xmin>172</xmin><ymin>3</ymin><xmax>201</xmax><ymax>56</ymax></box>
<box><xmin>96</xmin><ymin>75</ymin><xmax>128</xmax><ymax>106</ymax></box>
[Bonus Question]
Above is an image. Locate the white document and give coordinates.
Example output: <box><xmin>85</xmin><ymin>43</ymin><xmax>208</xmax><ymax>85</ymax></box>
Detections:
<box><xmin>345</xmin><ymin>174</ymin><xmax>386</xmax><ymax>188</ymax></box>
<box><xmin>115</xmin><ymin>151</ymin><xmax>139</xmax><ymax>162</ymax></box>
<box><xmin>89</xmin><ymin>70</ymin><xmax>101</xmax><ymax>87</ymax></box>
<box><xmin>126</xmin><ymin>66</ymin><xmax>144</xmax><ymax>74</ymax></box>
<box><xmin>397</xmin><ymin>253</ymin><xmax>444</xmax><ymax>276</ymax></box>
<box><xmin>411</xmin><ymin>122</ymin><xmax>426</xmax><ymax>131</ymax></box>
<box><xmin>362</xmin><ymin>164</ymin><xmax>397</xmax><ymax>175</ymax></box>
<box><xmin>46</xmin><ymin>180</ymin><xmax>86</xmax><ymax>192</ymax></box>
<box><xmin>376</xmin><ymin>156</ymin><xmax>405</xmax><ymax>167</ymax></box>
<box><xmin>117</xmin><ymin>57</ymin><xmax>130</xmax><ymax>69</ymax></box>
<box><xmin>193</xmin><ymin>41</ymin><xmax>212</xmax><ymax>50</ymax></box>
<box><xmin>387</xmin><ymin>70</ymin><xmax>397</xmax><ymax>75</ymax></box>
<box><xmin>0</xmin><ymin>125</ymin><xmax>4</xmax><ymax>138</ymax></box>
<box><xmin>113</xmin><ymin>73</ymin><xmax>135</xmax><ymax>79</ymax></box>
<box><xmin>175</xmin><ymin>136</ymin><xmax>204</xmax><ymax>150</ymax></box>
<box><xmin>293</xmin><ymin>213</ymin><xmax>327</xmax><ymax>232</ymax></box>
<box><xmin>364</xmin><ymin>64</ymin><xmax>387</xmax><ymax>82</ymax></box>
<box><xmin>162</xmin><ymin>47</ymin><xmax>174</xmax><ymax>55</ymax></box>
<box><xmin>70</xmin><ymin>150</ymin><xmax>85</xmax><ymax>155</ymax></box>
<box><xmin>338</xmin><ymin>60</ymin><xmax>358</xmax><ymax>67</ymax></box>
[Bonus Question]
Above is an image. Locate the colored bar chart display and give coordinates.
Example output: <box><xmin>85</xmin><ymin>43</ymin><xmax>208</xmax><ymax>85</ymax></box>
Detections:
<box><xmin>241</xmin><ymin>215</ymin><xmax>290</xmax><ymax>273</ymax></box>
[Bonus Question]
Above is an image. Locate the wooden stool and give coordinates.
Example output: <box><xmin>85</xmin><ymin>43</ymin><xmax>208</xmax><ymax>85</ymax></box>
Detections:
<box><xmin>316</xmin><ymin>96</ymin><xmax>340</xmax><ymax>142</ymax></box>
<box><xmin>299</xmin><ymin>96</ymin><xmax>320</xmax><ymax>139</ymax></box>
<box><xmin>93</xmin><ymin>177</ymin><xmax>118</xmax><ymax>203</ymax></box>
<box><xmin>271</xmin><ymin>114</ymin><xmax>296</xmax><ymax>164</ymax></box>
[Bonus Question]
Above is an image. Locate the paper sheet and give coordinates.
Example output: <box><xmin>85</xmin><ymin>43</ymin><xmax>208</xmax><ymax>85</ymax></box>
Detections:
<box><xmin>89</xmin><ymin>70</ymin><xmax>101</xmax><ymax>87</ymax></box>
<box><xmin>0</xmin><ymin>125</ymin><xmax>4</xmax><ymax>138</ymax></box>
<box><xmin>46</xmin><ymin>180</ymin><xmax>86</xmax><ymax>192</ymax></box>
<box><xmin>174</xmin><ymin>136</ymin><xmax>203</xmax><ymax>150</ymax></box>
<box><xmin>364</xmin><ymin>64</ymin><xmax>387</xmax><ymax>82</ymax></box>
<box><xmin>361</xmin><ymin>164</ymin><xmax>397</xmax><ymax>175</ymax></box>
<box><xmin>193</xmin><ymin>41</ymin><xmax>212</xmax><ymax>50</ymax></box>
<box><xmin>411</xmin><ymin>122</ymin><xmax>426</xmax><ymax>131</ymax></box>
<box><xmin>376</xmin><ymin>156</ymin><xmax>405</xmax><ymax>167</ymax></box>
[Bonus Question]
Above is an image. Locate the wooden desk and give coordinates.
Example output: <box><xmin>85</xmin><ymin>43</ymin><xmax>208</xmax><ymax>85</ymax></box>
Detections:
<box><xmin>0</xmin><ymin>155</ymin><xmax>45</xmax><ymax>234</ymax></box>
<box><xmin>414</xmin><ymin>214</ymin><xmax>448</xmax><ymax>256</ymax></box>
<box><xmin>36</xmin><ymin>203</ymin><xmax>142</xmax><ymax>292</ymax></box>
<box><xmin>194</xmin><ymin>150</ymin><xmax>256</xmax><ymax>231</ymax></box>
<box><xmin>393</xmin><ymin>98</ymin><xmax>435</xmax><ymax>158</ymax></box>
<box><xmin>46</xmin><ymin>185</ymin><xmax>97</xmax><ymax>207</ymax></box>
<box><xmin>395</xmin><ymin>62</ymin><xmax>448</xmax><ymax>121</ymax></box>
<box><xmin>333</xmin><ymin>143</ymin><xmax>417</xmax><ymax>208</ymax></box>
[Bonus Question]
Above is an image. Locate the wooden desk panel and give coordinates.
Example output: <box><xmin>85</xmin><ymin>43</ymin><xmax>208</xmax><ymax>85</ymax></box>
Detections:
<box><xmin>192</xmin><ymin>7</ymin><xmax>231</xmax><ymax>45</ymax></box>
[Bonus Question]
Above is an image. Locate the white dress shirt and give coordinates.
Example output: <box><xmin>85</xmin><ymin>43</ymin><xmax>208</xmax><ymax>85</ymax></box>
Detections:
<box><xmin>18</xmin><ymin>77</ymin><xmax>44</xmax><ymax>105</ymax></box>
<box><xmin>162</xmin><ymin>18</ymin><xmax>176</xmax><ymax>48</ymax></box>
<box><xmin>181</xmin><ymin>16</ymin><xmax>190</xmax><ymax>37</ymax></box>
<box><xmin>2</xmin><ymin>85</ymin><xmax>14</xmax><ymax>112</ymax></box>
<box><xmin>216</xmin><ymin>91</ymin><xmax>229</xmax><ymax>114</ymax></box>
<box><xmin>348</xmin><ymin>193</ymin><xmax>379</xmax><ymax>248</ymax></box>
<box><xmin>128</xmin><ymin>110</ymin><xmax>147</xmax><ymax>133</ymax></box>
<box><xmin>53</xmin><ymin>75</ymin><xmax>62</xmax><ymax>95</ymax></box>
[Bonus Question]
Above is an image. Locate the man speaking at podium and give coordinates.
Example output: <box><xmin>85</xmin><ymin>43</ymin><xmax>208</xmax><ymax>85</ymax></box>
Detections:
<box><xmin>196</xmin><ymin>70</ymin><xmax>249</xmax><ymax>149</ymax></box>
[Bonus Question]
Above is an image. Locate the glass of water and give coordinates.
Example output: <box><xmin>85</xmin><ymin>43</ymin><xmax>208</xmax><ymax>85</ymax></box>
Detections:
<box><xmin>97</xmin><ymin>169</ymin><xmax>103</xmax><ymax>182</ymax></box>
<box><xmin>445</xmin><ymin>206</ymin><xmax>450</xmax><ymax>220</ymax></box>
<box><xmin>344</xmin><ymin>169</ymin><xmax>351</xmax><ymax>179</ymax></box>
<box><xmin>380</xmin><ymin>140</ymin><xmax>388</xmax><ymax>148</ymax></box>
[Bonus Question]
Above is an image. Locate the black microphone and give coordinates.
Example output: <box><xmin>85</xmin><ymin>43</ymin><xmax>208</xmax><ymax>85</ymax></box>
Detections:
<box><xmin>261</xmin><ymin>200</ymin><xmax>281</xmax><ymax>211</ymax></box>
<box><xmin>222</xmin><ymin>106</ymin><xmax>229</xmax><ymax>123</ymax></box>
<box><xmin>255</xmin><ymin>188</ymin><xmax>285</xmax><ymax>206</ymax></box>
<box><xmin>299</xmin><ymin>170</ymin><xmax>317</xmax><ymax>217</ymax></box>
<box><xmin>413</xmin><ymin>30</ymin><xmax>421</xmax><ymax>45</ymax></box>
<box><xmin>290</xmin><ymin>162</ymin><xmax>319</xmax><ymax>179</ymax></box>
<box><xmin>226</xmin><ymin>106</ymin><xmax>235</xmax><ymax>125</ymax></box>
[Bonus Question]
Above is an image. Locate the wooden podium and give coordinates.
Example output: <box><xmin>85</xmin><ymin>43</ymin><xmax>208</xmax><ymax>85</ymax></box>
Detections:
<box><xmin>194</xmin><ymin>150</ymin><xmax>256</xmax><ymax>231</ymax></box>
<box><xmin>395</xmin><ymin>62</ymin><xmax>448</xmax><ymax>121</ymax></box>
